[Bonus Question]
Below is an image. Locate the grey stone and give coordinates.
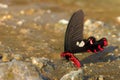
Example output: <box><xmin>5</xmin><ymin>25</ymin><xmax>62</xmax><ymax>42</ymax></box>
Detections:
<box><xmin>60</xmin><ymin>69</ymin><xmax>84</xmax><ymax>80</ymax></box>
<box><xmin>0</xmin><ymin>59</ymin><xmax>45</xmax><ymax>80</ymax></box>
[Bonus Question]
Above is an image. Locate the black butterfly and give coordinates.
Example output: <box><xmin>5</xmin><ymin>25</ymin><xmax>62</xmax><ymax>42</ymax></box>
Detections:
<box><xmin>61</xmin><ymin>10</ymin><xmax>108</xmax><ymax>68</ymax></box>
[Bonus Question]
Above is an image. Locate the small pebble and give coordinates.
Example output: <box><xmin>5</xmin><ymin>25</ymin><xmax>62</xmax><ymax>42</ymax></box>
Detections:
<box><xmin>46</xmin><ymin>9</ymin><xmax>51</xmax><ymax>13</ymax></box>
<box><xmin>118</xmin><ymin>66</ymin><xmax>120</xmax><ymax>68</ymax></box>
<box><xmin>25</xmin><ymin>58</ymin><xmax>31</xmax><ymax>62</ymax></box>
<box><xmin>98</xmin><ymin>64</ymin><xmax>103</xmax><ymax>67</ymax></box>
<box><xmin>2</xmin><ymin>53</ymin><xmax>11</xmax><ymax>62</ymax></box>
<box><xmin>84</xmin><ymin>19</ymin><xmax>93</xmax><ymax>26</ymax></box>
<box><xmin>13</xmin><ymin>54</ymin><xmax>24</xmax><ymax>60</ymax></box>
<box><xmin>1</xmin><ymin>15</ymin><xmax>12</xmax><ymax>21</ymax></box>
<box><xmin>117</xmin><ymin>37</ymin><xmax>120</xmax><ymax>41</ymax></box>
<box><xmin>90</xmin><ymin>63</ymin><xmax>94</xmax><ymax>66</ymax></box>
<box><xmin>31</xmin><ymin>57</ymin><xmax>44</xmax><ymax>69</ymax></box>
<box><xmin>58</xmin><ymin>19</ymin><xmax>68</xmax><ymax>24</ymax></box>
<box><xmin>60</xmin><ymin>69</ymin><xmax>83</xmax><ymax>80</ymax></box>
<box><xmin>112</xmin><ymin>35</ymin><xmax>116</xmax><ymax>38</ymax></box>
<box><xmin>83</xmin><ymin>65</ymin><xmax>87</xmax><ymax>69</ymax></box>
<box><xmin>94</xmin><ymin>21</ymin><xmax>104</xmax><ymax>27</ymax></box>
<box><xmin>98</xmin><ymin>75</ymin><xmax>104</xmax><ymax>80</ymax></box>
<box><xmin>20</xmin><ymin>10</ymin><xmax>25</xmax><ymax>15</ymax></box>
<box><xmin>115</xmin><ymin>49</ymin><xmax>119</xmax><ymax>52</ymax></box>
<box><xmin>90</xmin><ymin>69</ymin><xmax>92</xmax><ymax>72</ymax></box>
<box><xmin>19</xmin><ymin>28</ymin><xmax>30</xmax><ymax>34</ymax></box>
<box><xmin>116</xmin><ymin>16</ymin><xmax>120</xmax><ymax>23</ymax></box>
<box><xmin>0</xmin><ymin>3</ymin><xmax>8</xmax><ymax>8</ymax></box>
<box><xmin>107</xmin><ymin>59</ymin><xmax>111</xmax><ymax>63</ymax></box>
<box><xmin>17</xmin><ymin>20</ymin><xmax>25</xmax><ymax>26</ymax></box>
<box><xmin>0</xmin><ymin>41</ymin><xmax>2</xmax><ymax>45</ymax></box>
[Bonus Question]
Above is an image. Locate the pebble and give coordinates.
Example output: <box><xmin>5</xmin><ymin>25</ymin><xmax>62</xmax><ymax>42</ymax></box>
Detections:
<box><xmin>83</xmin><ymin>65</ymin><xmax>88</xmax><ymax>69</ymax></box>
<box><xmin>115</xmin><ymin>49</ymin><xmax>119</xmax><ymax>52</ymax></box>
<box><xmin>60</xmin><ymin>69</ymin><xmax>83</xmax><ymax>80</ymax></box>
<box><xmin>20</xmin><ymin>10</ymin><xmax>25</xmax><ymax>15</ymax></box>
<box><xmin>98</xmin><ymin>75</ymin><xmax>104</xmax><ymax>80</ymax></box>
<box><xmin>0</xmin><ymin>41</ymin><xmax>2</xmax><ymax>45</ymax></box>
<box><xmin>108</xmin><ymin>53</ymin><xmax>114</xmax><ymax>56</ymax></box>
<box><xmin>46</xmin><ymin>9</ymin><xmax>52</xmax><ymax>13</ymax></box>
<box><xmin>2</xmin><ymin>53</ymin><xmax>11</xmax><ymax>62</ymax></box>
<box><xmin>58</xmin><ymin>19</ymin><xmax>68</xmax><ymax>24</ymax></box>
<box><xmin>31</xmin><ymin>57</ymin><xmax>44</xmax><ymax>69</ymax></box>
<box><xmin>117</xmin><ymin>37</ymin><xmax>120</xmax><ymax>41</ymax></box>
<box><xmin>94</xmin><ymin>21</ymin><xmax>104</xmax><ymax>27</ymax></box>
<box><xmin>19</xmin><ymin>28</ymin><xmax>30</xmax><ymax>34</ymax></box>
<box><xmin>112</xmin><ymin>34</ymin><xmax>116</xmax><ymax>38</ymax></box>
<box><xmin>31</xmin><ymin>57</ymin><xmax>54</xmax><ymax>70</ymax></box>
<box><xmin>116</xmin><ymin>16</ymin><xmax>120</xmax><ymax>23</ymax></box>
<box><xmin>1</xmin><ymin>14</ymin><xmax>13</xmax><ymax>21</ymax></box>
<box><xmin>90</xmin><ymin>63</ymin><xmax>94</xmax><ymax>66</ymax></box>
<box><xmin>118</xmin><ymin>66</ymin><xmax>120</xmax><ymax>68</ymax></box>
<box><xmin>20</xmin><ymin>9</ymin><xmax>35</xmax><ymax>15</ymax></box>
<box><xmin>17</xmin><ymin>20</ymin><xmax>25</xmax><ymax>26</ymax></box>
<box><xmin>0</xmin><ymin>3</ymin><xmax>8</xmax><ymax>8</ymax></box>
<box><xmin>89</xmin><ymin>69</ymin><xmax>92</xmax><ymax>72</ymax></box>
<box><xmin>84</xmin><ymin>19</ymin><xmax>93</xmax><ymax>26</ymax></box>
<box><xmin>13</xmin><ymin>54</ymin><xmax>24</xmax><ymax>61</ymax></box>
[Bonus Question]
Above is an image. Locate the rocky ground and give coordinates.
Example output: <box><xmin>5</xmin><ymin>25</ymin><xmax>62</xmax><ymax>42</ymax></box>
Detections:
<box><xmin>0</xmin><ymin>1</ymin><xmax>120</xmax><ymax>80</ymax></box>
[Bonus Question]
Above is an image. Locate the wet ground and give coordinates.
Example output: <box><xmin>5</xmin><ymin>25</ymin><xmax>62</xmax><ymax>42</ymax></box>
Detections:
<box><xmin>0</xmin><ymin>0</ymin><xmax>120</xmax><ymax>80</ymax></box>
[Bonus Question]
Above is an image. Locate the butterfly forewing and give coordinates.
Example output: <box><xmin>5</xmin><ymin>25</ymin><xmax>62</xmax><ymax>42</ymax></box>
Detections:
<box><xmin>64</xmin><ymin>10</ymin><xmax>86</xmax><ymax>53</ymax></box>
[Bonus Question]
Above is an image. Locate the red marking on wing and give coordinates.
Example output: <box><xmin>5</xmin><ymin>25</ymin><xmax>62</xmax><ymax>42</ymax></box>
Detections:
<box><xmin>94</xmin><ymin>49</ymin><xmax>97</xmax><ymax>53</ymax></box>
<box><xmin>98</xmin><ymin>45</ymin><xmax>103</xmax><ymax>51</ymax></box>
<box><xmin>90</xmin><ymin>39</ymin><xmax>93</xmax><ymax>44</ymax></box>
<box><xmin>61</xmin><ymin>52</ymin><xmax>81</xmax><ymax>68</ymax></box>
<box><xmin>103</xmin><ymin>38</ymin><xmax>108</xmax><ymax>46</ymax></box>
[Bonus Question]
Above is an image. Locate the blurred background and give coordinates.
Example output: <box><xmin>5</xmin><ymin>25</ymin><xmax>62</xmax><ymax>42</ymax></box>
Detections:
<box><xmin>0</xmin><ymin>0</ymin><xmax>120</xmax><ymax>24</ymax></box>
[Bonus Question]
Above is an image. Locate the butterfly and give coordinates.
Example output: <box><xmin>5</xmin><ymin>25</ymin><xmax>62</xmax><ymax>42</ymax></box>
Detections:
<box><xmin>60</xmin><ymin>10</ymin><xmax>108</xmax><ymax>68</ymax></box>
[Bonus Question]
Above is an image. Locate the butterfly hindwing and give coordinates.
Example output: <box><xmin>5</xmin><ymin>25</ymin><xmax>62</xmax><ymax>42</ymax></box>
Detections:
<box><xmin>64</xmin><ymin>10</ymin><xmax>87</xmax><ymax>53</ymax></box>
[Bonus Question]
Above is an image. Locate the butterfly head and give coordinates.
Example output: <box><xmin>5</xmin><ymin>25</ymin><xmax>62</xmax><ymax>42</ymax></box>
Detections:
<box><xmin>87</xmin><ymin>36</ymin><xmax>96</xmax><ymax>45</ymax></box>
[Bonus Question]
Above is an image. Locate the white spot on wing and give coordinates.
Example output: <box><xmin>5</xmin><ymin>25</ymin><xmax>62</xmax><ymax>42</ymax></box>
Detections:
<box><xmin>76</xmin><ymin>41</ymin><xmax>80</xmax><ymax>46</ymax></box>
<box><xmin>76</xmin><ymin>41</ymin><xmax>85</xmax><ymax>47</ymax></box>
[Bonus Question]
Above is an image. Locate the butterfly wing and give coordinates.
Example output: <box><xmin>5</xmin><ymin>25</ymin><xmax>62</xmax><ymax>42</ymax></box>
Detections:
<box><xmin>64</xmin><ymin>10</ymin><xmax>87</xmax><ymax>53</ymax></box>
